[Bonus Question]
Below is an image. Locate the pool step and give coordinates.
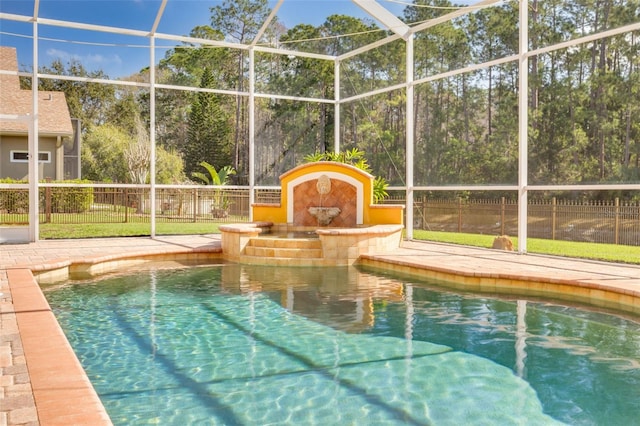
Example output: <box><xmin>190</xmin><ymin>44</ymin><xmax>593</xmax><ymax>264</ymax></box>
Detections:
<box><xmin>242</xmin><ymin>237</ymin><xmax>324</xmax><ymax>261</ymax></box>
<box><xmin>248</xmin><ymin>237</ymin><xmax>322</xmax><ymax>250</ymax></box>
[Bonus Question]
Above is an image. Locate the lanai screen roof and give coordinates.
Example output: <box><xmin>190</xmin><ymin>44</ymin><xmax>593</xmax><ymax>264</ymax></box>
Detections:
<box><xmin>0</xmin><ymin>0</ymin><xmax>494</xmax><ymax>79</ymax></box>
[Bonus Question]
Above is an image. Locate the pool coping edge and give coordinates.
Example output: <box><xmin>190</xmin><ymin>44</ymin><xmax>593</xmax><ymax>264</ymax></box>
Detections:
<box><xmin>8</xmin><ymin>268</ymin><xmax>113</xmax><ymax>426</ymax></box>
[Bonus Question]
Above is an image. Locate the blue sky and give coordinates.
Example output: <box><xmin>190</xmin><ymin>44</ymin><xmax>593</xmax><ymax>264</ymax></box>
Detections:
<box><xmin>0</xmin><ymin>0</ymin><xmax>416</xmax><ymax>78</ymax></box>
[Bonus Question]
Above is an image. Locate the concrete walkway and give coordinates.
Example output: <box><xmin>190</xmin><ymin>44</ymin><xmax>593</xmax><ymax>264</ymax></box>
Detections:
<box><xmin>1</xmin><ymin>235</ymin><xmax>639</xmax><ymax>425</ymax></box>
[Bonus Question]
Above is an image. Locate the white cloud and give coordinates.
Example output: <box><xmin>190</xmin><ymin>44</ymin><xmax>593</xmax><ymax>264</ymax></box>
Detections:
<box><xmin>45</xmin><ymin>48</ymin><xmax>123</xmax><ymax>70</ymax></box>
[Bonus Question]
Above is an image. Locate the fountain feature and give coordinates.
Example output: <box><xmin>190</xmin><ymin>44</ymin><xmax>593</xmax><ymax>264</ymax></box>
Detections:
<box><xmin>308</xmin><ymin>174</ymin><xmax>341</xmax><ymax>226</ymax></box>
<box><xmin>308</xmin><ymin>207</ymin><xmax>341</xmax><ymax>226</ymax></box>
<box><xmin>220</xmin><ymin>162</ymin><xmax>405</xmax><ymax>266</ymax></box>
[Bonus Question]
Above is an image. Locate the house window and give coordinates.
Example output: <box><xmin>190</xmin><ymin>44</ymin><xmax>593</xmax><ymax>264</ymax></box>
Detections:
<box><xmin>10</xmin><ymin>150</ymin><xmax>51</xmax><ymax>163</ymax></box>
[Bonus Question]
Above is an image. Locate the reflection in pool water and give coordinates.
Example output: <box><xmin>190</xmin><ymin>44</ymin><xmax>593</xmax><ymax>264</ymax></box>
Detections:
<box><xmin>44</xmin><ymin>265</ymin><xmax>640</xmax><ymax>425</ymax></box>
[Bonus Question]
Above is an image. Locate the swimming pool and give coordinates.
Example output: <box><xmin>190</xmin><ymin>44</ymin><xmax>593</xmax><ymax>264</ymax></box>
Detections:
<box><xmin>43</xmin><ymin>264</ymin><xmax>640</xmax><ymax>425</ymax></box>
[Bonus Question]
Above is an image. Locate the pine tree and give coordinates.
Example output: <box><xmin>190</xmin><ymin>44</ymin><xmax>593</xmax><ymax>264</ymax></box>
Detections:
<box><xmin>185</xmin><ymin>68</ymin><xmax>231</xmax><ymax>177</ymax></box>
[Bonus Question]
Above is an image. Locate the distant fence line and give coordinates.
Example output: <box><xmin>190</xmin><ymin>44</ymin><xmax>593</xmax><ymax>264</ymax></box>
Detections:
<box><xmin>0</xmin><ymin>186</ymin><xmax>253</xmax><ymax>225</ymax></box>
<box><xmin>0</xmin><ymin>185</ymin><xmax>638</xmax><ymax>246</ymax></box>
<box><xmin>408</xmin><ymin>197</ymin><xmax>640</xmax><ymax>246</ymax></box>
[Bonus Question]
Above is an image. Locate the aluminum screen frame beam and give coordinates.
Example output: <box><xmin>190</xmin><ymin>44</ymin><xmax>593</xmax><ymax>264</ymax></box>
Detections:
<box><xmin>352</xmin><ymin>0</ymin><xmax>411</xmax><ymax>40</ymax></box>
<box><xmin>517</xmin><ymin>0</ymin><xmax>528</xmax><ymax>254</ymax></box>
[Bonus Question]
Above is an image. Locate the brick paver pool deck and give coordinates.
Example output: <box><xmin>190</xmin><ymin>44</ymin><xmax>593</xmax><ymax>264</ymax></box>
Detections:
<box><xmin>1</xmin><ymin>235</ymin><xmax>639</xmax><ymax>425</ymax></box>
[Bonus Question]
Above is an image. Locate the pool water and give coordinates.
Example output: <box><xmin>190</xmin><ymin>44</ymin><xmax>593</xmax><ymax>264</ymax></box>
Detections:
<box><xmin>43</xmin><ymin>265</ymin><xmax>640</xmax><ymax>425</ymax></box>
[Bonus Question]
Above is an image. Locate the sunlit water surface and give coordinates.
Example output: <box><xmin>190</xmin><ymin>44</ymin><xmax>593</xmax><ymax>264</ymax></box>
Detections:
<box><xmin>43</xmin><ymin>264</ymin><xmax>640</xmax><ymax>425</ymax></box>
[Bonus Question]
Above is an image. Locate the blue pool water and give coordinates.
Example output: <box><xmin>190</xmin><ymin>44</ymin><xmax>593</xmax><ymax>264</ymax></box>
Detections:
<box><xmin>43</xmin><ymin>264</ymin><xmax>640</xmax><ymax>425</ymax></box>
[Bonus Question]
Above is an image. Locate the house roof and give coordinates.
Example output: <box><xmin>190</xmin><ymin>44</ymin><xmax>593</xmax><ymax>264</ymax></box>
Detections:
<box><xmin>0</xmin><ymin>46</ymin><xmax>74</xmax><ymax>138</ymax></box>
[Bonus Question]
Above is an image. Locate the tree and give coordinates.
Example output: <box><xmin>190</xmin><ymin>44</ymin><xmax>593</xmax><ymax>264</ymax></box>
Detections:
<box><xmin>107</xmin><ymin>90</ymin><xmax>141</xmax><ymax>138</ymax></box>
<box><xmin>82</xmin><ymin>123</ymin><xmax>184</xmax><ymax>184</ymax></box>
<box><xmin>82</xmin><ymin>124</ymin><xmax>130</xmax><ymax>182</ymax></box>
<box><xmin>156</xmin><ymin>148</ymin><xmax>186</xmax><ymax>184</ymax></box>
<box><xmin>210</xmin><ymin>0</ymin><xmax>272</xmax><ymax>181</ymax></box>
<box><xmin>26</xmin><ymin>0</ymin><xmax>639</xmax><ymax>197</ymax></box>
<box><xmin>151</xmin><ymin>25</ymin><xmax>233</xmax><ymax>153</ymax></box>
<box><xmin>185</xmin><ymin>68</ymin><xmax>231</xmax><ymax>176</ymax></box>
<box><xmin>124</xmin><ymin>118</ymin><xmax>151</xmax><ymax>185</ymax></box>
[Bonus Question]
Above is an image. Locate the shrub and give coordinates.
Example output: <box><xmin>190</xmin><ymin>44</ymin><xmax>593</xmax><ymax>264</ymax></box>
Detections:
<box><xmin>303</xmin><ymin>148</ymin><xmax>389</xmax><ymax>202</ymax></box>
<box><xmin>0</xmin><ymin>178</ymin><xmax>29</xmax><ymax>213</ymax></box>
<box><xmin>47</xmin><ymin>180</ymin><xmax>94</xmax><ymax>213</ymax></box>
<box><xmin>0</xmin><ymin>178</ymin><xmax>93</xmax><ymax>213</ymax></box>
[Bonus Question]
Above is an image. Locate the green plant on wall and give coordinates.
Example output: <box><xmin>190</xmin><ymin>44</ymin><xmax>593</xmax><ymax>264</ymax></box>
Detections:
<box><xmin>191</xmin><ymin>161</ymin><xmax>236</xmax><ymax>217</ymax></box>
<box><xmin>303</xmin><ymin>148</ymin><xmax>389</xmax><ymax>202</ymax></box>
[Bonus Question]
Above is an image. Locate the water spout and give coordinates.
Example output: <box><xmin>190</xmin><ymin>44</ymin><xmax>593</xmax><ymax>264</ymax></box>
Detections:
<box><xmin>308</xmin><ymin>206</ymin><xmax>341</xmax><ymax>226</ymax></box>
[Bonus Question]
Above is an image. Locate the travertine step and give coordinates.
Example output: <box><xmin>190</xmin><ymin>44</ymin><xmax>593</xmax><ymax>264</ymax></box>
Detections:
<box><xmin>248</xmin><ymin>237</ymin><xmax>322</xmax><ymax>249</ymax></box>
<box><xmin>236</xmin><ymin>255</ymin><xmax>333</xmax><ymax>267</ymax></box>
<box><xmin>244</xmin><ymin>245</ymin><xmax>323</xmax><ymax>259</ymax></box>
<box><xmin>243</xmin><ymin>237</ymin><xmax>323</xmax><ymax>259</ymax></box>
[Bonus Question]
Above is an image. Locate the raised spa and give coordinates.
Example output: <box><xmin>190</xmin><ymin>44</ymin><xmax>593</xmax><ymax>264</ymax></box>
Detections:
<box><xmin>221</xmin><ymin>162</ymin><xmax>405</xmax><ymax>266</ymax></box>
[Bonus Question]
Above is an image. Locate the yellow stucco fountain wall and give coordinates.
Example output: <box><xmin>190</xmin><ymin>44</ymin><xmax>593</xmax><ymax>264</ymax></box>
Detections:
<box><xmin>252</xmin><ymin>162</ymin><xmax>403</xmax><ymax>226</ymax></box>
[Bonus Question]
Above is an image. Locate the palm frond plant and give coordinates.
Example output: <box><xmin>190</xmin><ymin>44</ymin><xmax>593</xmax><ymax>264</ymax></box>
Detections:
<box><xmin>303</xmin><ymin>149</ymin><xmax>389</xmax><ymax>202</ymax></box>
<box><xmin>192</xmin><ymin>161</ymin><xmax>236</xmax><ymax>218</ymax></box>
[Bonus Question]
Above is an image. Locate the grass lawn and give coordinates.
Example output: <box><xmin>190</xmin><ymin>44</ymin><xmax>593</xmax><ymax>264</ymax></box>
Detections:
<box><xmin>413</xmin><ymin>230</ymin><xmax>640</xmax><ymax>264</ymax></box>
<box><xmin>33</xmin><ymin>222</ymin><xmax>640</xmax><ymax>264</ymax></box>
<box><xmin>39</xmin><ymin>222</ymin><xmax>222</xmax><ymax>239</ymax></box>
